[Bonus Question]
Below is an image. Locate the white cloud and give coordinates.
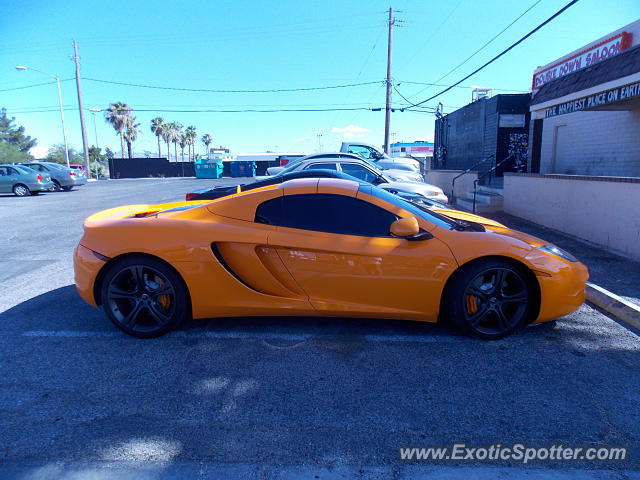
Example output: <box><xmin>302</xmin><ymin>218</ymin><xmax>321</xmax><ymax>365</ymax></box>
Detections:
<box><xmin>29</xmin><ymin>146</ymin><xmax>49</xmax><ymax>159</ymax></box>
<box><xmin>331</xmin><ymin>124</ymin><xmax>370</xmax><ymax>134</ymax></box>
<box><xmin>342</xmin><ymin>132</ymin><xmax>366</xmax><ymax>138</ymax></box>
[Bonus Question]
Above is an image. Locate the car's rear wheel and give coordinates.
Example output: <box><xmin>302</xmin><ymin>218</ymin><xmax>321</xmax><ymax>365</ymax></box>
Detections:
<box><xmin>13</xmin><ymin>184</ymin><xmax>30</xmax><ymax>197</ymax></box>
<box><xmin>444</xmin><ymin>259</ymin><xmax>534</xmax><ymax>339</ymax></box>
<box><xmin>51</xmin><ymin>180</ymin><xmax>62</xmax><ymax>192</ymax></box>
<box><xmin>101</xmin><ymin>256</ymin><xmax>188</xmax><ymax>338</ymax></box>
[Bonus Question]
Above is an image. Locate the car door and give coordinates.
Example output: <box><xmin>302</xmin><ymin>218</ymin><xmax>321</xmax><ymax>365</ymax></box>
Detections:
<box><xmin>0</xmin><ymin>166</ymin><xmax>12</xmax><ymax>193</ymax></box>
<box><xmin>264</xmin><ymin>190</ymin><xmax>456</xmax><ymax>319</ymax></box>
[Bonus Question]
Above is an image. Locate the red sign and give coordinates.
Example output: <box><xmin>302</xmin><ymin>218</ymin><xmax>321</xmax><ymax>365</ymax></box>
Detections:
<box><xmin>532</xmin><ymin>32</ymin><xmax>632</xmax><ymax>90</ymax></box>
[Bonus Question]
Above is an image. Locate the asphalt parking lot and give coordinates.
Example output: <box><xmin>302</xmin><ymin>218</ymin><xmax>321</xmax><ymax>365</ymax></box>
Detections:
<box><xmin>1</xmin><ymin>178</ymin><xmax>639</xmax><ymax>479</ymax></box>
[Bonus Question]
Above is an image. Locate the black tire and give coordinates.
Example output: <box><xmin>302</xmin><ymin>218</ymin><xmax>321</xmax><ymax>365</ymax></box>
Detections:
<box><xmin>100</xmin><ymin>255</ymin><xmax>189</xmax><ymax>338</ymax></box>
<box><xmin>62</xmin><ymin>185</ymin><xmax>74</xmax><ymax>191</ymax></box>
<box><xmin>444</xmin><ymin>258</ymin><xmax>535</xmax><ymax>340</ymax></box>
<box><xmin>13</xmin><ymin>184</ymin><xmax>30</xmax><ymax>197</ymax></box>
<box><xmin>51</xmin><ymin>180</ymin><xmax>62</xmax><ymax>192</ymax></box>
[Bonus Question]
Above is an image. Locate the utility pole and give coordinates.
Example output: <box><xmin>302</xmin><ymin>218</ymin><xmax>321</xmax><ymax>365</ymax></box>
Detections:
<box><xmin>73</xmin><ymin>40</ymin><xmax>91</xmax><ymax>178</ymax></box>
<box><xmin>384</xmin><ymin>7</ymin><xmax>394</xmax><ymax>154</ymax></box>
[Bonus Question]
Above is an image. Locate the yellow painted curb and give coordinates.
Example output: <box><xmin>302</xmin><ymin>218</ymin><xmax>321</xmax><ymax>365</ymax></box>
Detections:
<box><xmin>586</xmin><ymin>282</ymin><xmax>640</xmax><ymax>331</ymax></box>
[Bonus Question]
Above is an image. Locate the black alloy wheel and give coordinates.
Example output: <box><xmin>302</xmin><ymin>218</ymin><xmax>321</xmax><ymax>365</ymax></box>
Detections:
<box><xmin>101</xmin><ymin>256</ymin><xmax>188</xmax><ymax>338</ymax></box>
<box><xmin>445</xmin><ymin>259</ymin><xmax>534</xmax><ymax>339</ymax></box>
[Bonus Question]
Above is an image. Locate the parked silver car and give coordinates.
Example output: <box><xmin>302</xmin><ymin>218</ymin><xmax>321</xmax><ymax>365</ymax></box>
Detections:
<box><xmin>261</xmin><ymin>153</ymin><xmax>447</xmax><ymax>203</ymax></box>
<box><xmin>0</xmin><ymin>164</ymin><xmax>53</xmax><ymax>196</ymax></box>
<box><xmin>266</xmin><ymin>153</ymin><xmax>424</xmax><ymax>182</ymax></box>
<box><xmin>22</xmin><ymin>161</ymin><xmax>87</xmax><ymax>191</ymax></box>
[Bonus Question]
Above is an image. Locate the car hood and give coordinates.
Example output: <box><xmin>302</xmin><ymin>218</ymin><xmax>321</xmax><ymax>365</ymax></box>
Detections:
<box><xmin>381</xmin><ymin>180</ymin><xmax>443</xmax><ymax>196</ymax></box>
<box><xmin>432</xmin><ymin>208</ymin><xmax>506</xmax><ymax>228</ymax></box>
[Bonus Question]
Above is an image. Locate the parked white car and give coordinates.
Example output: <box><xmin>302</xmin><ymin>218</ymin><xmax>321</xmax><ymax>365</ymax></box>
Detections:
<box><xmin>340</xmin><ymin>142</ymin><xmax>422</xmax><ymax>172</ymax></box>
<box><xmin>261</xmin><ymin>153</ymin><xmax>447</xmax><ymax>203</ymax></box>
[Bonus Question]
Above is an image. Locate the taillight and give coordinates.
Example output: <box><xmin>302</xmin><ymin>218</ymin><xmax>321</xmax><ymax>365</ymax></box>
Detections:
<box><xmin>185</xmin><ymin>193</ymin><xmax>197</xmax><ymax>201</ymax></box>
<box><xmin>280</xmin><ymin>159</ymin><xmax>289</xmax><ymax>166</ymax></box>
<box><xmin>69</xmin><ymin>171</ymin><xmax>76</xmax><ymax>176</ymax></box>
<box><xmin>36</xmin><ymin>174</ymin><xmax>43</xmax><ymax>181</ymax></box>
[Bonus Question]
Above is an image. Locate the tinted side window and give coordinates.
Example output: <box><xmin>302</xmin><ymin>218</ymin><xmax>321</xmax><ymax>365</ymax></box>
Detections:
<box><xmin>340</xmin><ymin>163</ymin><xmax>378</xmax><ymax>183</ymax></box>
<box><xmin>255</xmin><ymin>196</ymin><xmax>284</xmax><ymax>225</ymax></box>
<box><xmin>304</xmin><ymin>163</ymin><xmax>337</xmax><ymax>171</ymax></box>
<box><xmin>281</xmin><ymin>194</ymin><xmax>397</xmax><ymax>237</ymax></box>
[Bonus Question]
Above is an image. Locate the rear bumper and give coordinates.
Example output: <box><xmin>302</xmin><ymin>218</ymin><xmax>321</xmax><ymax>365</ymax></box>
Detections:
<box><xmin>29</xmin><ymin>181</ymin><xmax>53</xmax><ymax>192</ymax></box>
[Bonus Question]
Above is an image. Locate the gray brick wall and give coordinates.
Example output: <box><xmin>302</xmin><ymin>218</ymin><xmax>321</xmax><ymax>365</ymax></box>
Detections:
<box><xmin>540</xmin><ymin>109</ymin><xmax>640</xmax><ymax>177</ymax></box>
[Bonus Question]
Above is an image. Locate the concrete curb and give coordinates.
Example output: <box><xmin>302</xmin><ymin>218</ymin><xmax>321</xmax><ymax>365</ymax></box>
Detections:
<box><xmin>586</xmin><ymin>282</ymin><xmax>640</xmax><ymax>331</ymax></box>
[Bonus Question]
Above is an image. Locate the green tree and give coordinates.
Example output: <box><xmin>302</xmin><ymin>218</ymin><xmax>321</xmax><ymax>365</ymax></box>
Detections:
<box><xmin>0</xmin><ymin>142</ymin><xmax>33</xmax><ymax>164</ymax></box>
<box><xmin>104</xmin><ymin>102</ymin><xmax>132</xmax><ymax>159</ymax></box>
<box><xmin>201</xmin><ymin>134</ymin><xmax>212</xmax><ymax>157</ymax></box>
<box><xmin>104</xmin><ymin>147</ymin><xmax>115</xmax><ymax>160</ymax></box>
<box><xmin>0</xmin><ymin>108</ymin><xmax>37</xmax><ymax>152</ymax></box>
<box><xmin>44</xmin><ymin>144</ymin><xmax>84</xmax><ymax>165</ymax></box>
<box><xmin>150</xmin><ymin>117</ymin><xmax>164</xmax><ymax>158</ymax></box>
<box><xmin>88</xmin><ymin>145</ymin><xmax>108</xmax><ymax>179</ymax></box>
<box><xmin>179</xmin><ymin>133</ymin><xmax>187</xmax><ymax>161</ymax></box>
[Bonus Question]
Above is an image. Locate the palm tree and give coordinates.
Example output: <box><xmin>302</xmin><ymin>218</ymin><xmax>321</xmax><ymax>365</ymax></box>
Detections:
<box><xmin>170</xmin><ymin>122</ymin><xmax>183</xmax><ymax>164</ymax></box>
<box><xmin>185</xmin><ymin>126</ymin><xmax>197</xmax><ymax>161</ymax></box>
<box><xmin>201</xmin><ymin>134</ymin><xmax>212</xmax><ymax>157</ymax></box>
<box><xmin>161</xmin><ymin>122</ymin><xmax>172</xmax><ymax>161</ymax></box>
<box><xmin>122</xmin><ymin>116</ymin><xmax>140</xmax><ymax>159</ymax></box>
<box><xmin>104</xmin><ymin>102</ymin><xmax>132</xmax><ymax>159</ymax></box>
<box><xmin>150</xmin><ymin>117</ymin><xmax>164</xmax><ymax>158</ymax></box>
<box><xmin>179</xmin><ymin>133</ymin><xmax>188</xmax><ymax>161</ymax></box>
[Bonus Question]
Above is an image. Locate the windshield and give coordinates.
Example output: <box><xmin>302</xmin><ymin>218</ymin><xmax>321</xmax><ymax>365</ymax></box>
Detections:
<box><xmin>367</xmin><ymin>186</ymin><xmax>456</xmax><ymax>230</ymax></box>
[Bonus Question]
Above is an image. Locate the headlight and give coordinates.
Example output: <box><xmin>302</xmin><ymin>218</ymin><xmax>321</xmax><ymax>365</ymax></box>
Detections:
<box><xmin>537</xmin><ymin>244</ymin><xmax>578</xmax><ymax>262</ymax></box>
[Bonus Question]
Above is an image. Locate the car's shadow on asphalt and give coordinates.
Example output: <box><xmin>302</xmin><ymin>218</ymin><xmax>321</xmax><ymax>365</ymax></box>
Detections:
<box><xmin>1</xmin><ymin>285</ymin><xmax>639</xmax><ymax>470</ymax></box>
<box><xmin>0</xmin><ymin>283</ymin><xmax>593</xmax><ymax>344</ymax></box>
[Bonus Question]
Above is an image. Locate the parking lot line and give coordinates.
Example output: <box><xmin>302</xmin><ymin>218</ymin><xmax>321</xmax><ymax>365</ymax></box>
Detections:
<box><xmin>19</xmin><ymin>329</ymin><xmax>473</xmax><ymax>344</ymax></box>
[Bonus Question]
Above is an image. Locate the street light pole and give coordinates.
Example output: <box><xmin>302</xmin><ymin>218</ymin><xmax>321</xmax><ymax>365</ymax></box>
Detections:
<box><xmin>89</xmin><ymin>108</ymin><xmax>100</xmax><ymax>148</ymax></box>
<box><xmin>16</xmin><ymin>65</ymin><xmax>70</xmax><ymax>167</ymax></box>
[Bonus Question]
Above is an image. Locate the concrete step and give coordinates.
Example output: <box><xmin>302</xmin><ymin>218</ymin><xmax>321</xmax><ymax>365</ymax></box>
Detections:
<box><xmin>477</xmin><ymin>185</ymin><xmax>504</xmax><ymax>195</ymax></box>
<box><xmin>456</xmin><ymin>196</ymin><xmax>503</xmax><ymax>214</ymax></box>
<box><xmin>464</xmin><ymin>192</ymin><xmax>504</xmax><ymax>207</ymax></box>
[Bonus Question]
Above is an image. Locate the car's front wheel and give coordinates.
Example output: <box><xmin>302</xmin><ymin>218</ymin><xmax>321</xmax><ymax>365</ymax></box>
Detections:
<box><xmin>444</xmin><ymin>259</ymin><xmax>535</xmax><ymax>339</ymax></box>
<box><xmin>101</xmin><ymin>255</ymin><xmax>189</xmax><ymax>338</ymax></box>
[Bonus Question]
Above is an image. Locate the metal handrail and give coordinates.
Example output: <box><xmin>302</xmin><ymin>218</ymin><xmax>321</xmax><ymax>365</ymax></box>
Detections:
<box><xmin>472</xmin><ymin>154</ymin><xmax>515</xmax><ymax>213</ymax></box>
<box><xmin>450</xmin><ymin>154</ymin><xmax>494</xmax><ymax>205</ymax></box>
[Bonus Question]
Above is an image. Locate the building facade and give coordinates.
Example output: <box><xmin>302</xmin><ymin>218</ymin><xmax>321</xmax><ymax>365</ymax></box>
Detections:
<box><xmin>433</xmin><ymin>94</ymin><xmax>531</xmax><ymax>176</ymax></box>
<box><xmin>390</xmin><ymin>141</ymin><xmax>434</xmax><ymax>159</ymax></box>
<box><xmin>527</xmin><ymin>20</ymin><xmax>640</xmax><ymax>176</ymax></box>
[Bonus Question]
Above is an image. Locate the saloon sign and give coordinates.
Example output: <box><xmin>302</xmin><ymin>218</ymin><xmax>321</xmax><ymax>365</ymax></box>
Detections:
<box><xmin>544</xmin><ymin>81</ymin><xmax>640</xmax><ymax>118</ymax></box>
<box><xmin>532</xmin><ymin>32</ymin><xmax>632</xmax><ymax>90</ymax></box>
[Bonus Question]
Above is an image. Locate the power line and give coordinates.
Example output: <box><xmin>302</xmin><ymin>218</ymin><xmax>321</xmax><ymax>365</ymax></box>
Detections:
<box><xmin>398</xmin><ymin>81</ymin><xmax>528</xmax><ymax>93</ymax></box>
<box><xmin>405</xmin><ymin>0</ymin><xmax>581</xmax><ymax>110</ymax></box>
<box><xmin>406</xmin><ymin>0</ymin><xmax>542</xmax><ymax>100</ymax></box>
<box><xmin>10</xmin><ymin>107</ymin><xmax>375</xmax><ymax>114</ymax></box>
<box><xmin>0</xmin><ymin>78</ymin><xmax>74</xmax><ymax>92</ymax></box>
<box><xmin>82</xmin><ymin>77</ymin><xmax>384</xmax><ymax>93</ymax></box>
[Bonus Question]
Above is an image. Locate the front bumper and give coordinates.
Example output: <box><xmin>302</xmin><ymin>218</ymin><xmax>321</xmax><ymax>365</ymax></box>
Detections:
<box><xmin>74</xmin><ymin>244</ymin><xmax>105</xmax><ymax>307</ymax></box>
<box><xmin>526</xmin><ymin>249</ymin><xmax>590</xmax><ymax>323</ymax></box>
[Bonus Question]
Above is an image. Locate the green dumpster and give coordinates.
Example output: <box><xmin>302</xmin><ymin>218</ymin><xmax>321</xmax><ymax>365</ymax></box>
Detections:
<box><xmin>195</xmin><ymin>159</ymin><xmax>224</xmax><ymax>179</ymax></box>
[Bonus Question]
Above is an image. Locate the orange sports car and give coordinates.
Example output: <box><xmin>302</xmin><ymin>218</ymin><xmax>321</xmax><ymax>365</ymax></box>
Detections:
<box><xmin>74</xmin><ymin>177</ymin><xmax>588</xmax><ymax>339</ymax></box>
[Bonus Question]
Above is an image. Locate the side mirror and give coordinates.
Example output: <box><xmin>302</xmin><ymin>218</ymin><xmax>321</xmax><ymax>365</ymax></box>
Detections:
<box><xmin>390</xmin><ymin>217</ymin><xmax>433</xmax><ymax>241</ymax></box>
<box><xmin>372</xmin><ymin>175</ymin><xmax>386</xmax><ymax>185</ymax></box>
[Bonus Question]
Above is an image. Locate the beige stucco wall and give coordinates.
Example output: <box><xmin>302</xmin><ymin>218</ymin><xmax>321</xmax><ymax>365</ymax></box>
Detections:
<box><xmin>504</xmin><ymin>173</ymin><xmax>640</xmax><ymax>260</ymax></box>
<box><xmin>425</xmin><ymin>170</ymin><xmax>478</xmax><ymax>201</ymax></box>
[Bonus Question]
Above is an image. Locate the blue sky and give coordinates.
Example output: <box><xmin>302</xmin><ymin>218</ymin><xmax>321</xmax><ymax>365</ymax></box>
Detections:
<box><xmin>0</xmin><ymin>0</ymin><xmax>637</xmax><ymax>157</ymax></box>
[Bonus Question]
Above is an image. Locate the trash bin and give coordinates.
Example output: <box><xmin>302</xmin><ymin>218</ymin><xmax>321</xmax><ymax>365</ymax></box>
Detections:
<box><xmin>230</xmin><ymin>161</ymin><xmax>257</xmax><ymax>178</ymax></box>
<box><xmin>195</xmin><ymin>159</ymin><xmax>224</xmax><ymax>179</ymax></box>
